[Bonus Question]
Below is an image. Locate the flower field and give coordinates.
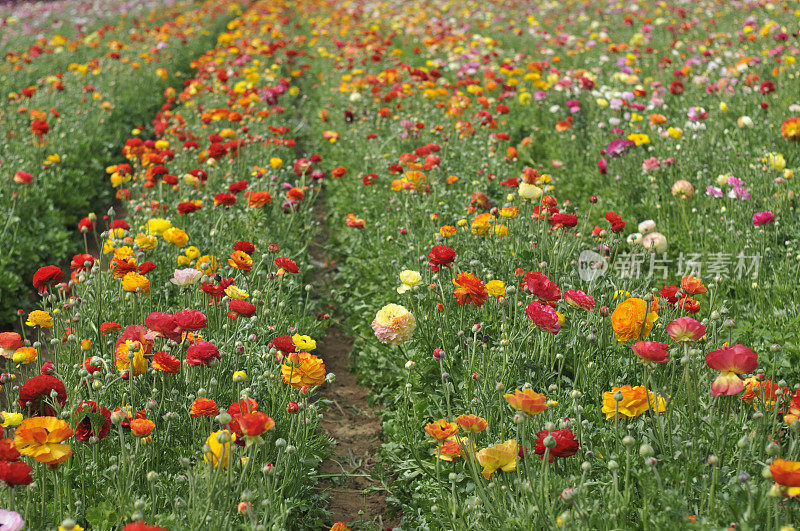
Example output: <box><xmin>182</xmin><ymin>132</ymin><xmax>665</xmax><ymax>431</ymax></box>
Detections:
<box><xmin>2</xmin><ymin>0</ymin><xmax>800</xmax><ymax>529</ymax></box>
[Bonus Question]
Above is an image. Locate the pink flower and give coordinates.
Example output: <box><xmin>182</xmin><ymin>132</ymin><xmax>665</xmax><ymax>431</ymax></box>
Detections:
<box><xmin>666</xmin><ymin>316</ymin><xmax>705</xmax><ymax>343</ymax></box>
<box><xmin>632</xmin><ymin>341</ymin><xmax>669</xmax><ymax>364</ymax></box>
<box><xmin>705</xmin><ymin>344</ymin><xmax>758</xmax><ymax>396</ymax></box>
<box><xmin>752</xmin><ymin>211</ymin><xmax>775</xmax><ymax>226</ymax></box>
<box><xmin>170</xmin><ymin>268</ymin><xmax>202</xmax><ymax>286</ymax></box>
<box><xmin>706</xmin><ymin>186</ymin><xmax>723</xmax><ymax>198</ymax></box>
<box><xmin>564</xmin><ymin>289</ymin><xmax>595</xmax><ymax>311</ymax></box>
<box><xmin>525</xmin><ymin>301</ymin><xmax>561</xmax><ymax>334</ymax></box>
<box><xmin>642</xmin><ymin>158</ymin><xmax>661</xmax><ymax>172</ymax></box>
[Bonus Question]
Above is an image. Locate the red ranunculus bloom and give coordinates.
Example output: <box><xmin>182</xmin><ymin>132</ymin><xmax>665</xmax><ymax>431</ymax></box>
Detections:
<box><xmin>145</xmin><ymin>312</ymin><xmax>182</xmax><ymax>342</ymax></box>
<box><xmin>274</xmin><ymin>257</ymin><xmax>299</xmax><ymax>273</ymax></box>
<box><xmin>174</xmin><ymin>309</ymin><xmax>207</xmax><ymax>331</ymax></box>
<box><xmin>428</xmin><ymin>245</ymin><xmax>455</xmax><ymax>272</ymax></box>
<box><xmin>32</xmin><ymin>265</ymin><xmax>63</xmax><ymax>294</ymax></box>
<box><xmin>534</xmin><ymin>429</ymin><xmax>579</xmax><ymax>461</ymax></box>
<box><xmin>605</xmin><ymin>212</ymin><xmax>626</xmax><ymax>232</ymax></box>
<box><xmin>229</xmin><ymin>299</ymin><xmax>256</xmax><ymax>318</ymax></box>
<box><xmin>523</xmin><ymin>271</ymin><xmax>561</xmax><ymax>303</ymax></box>
<box><xmin>234</xmin><ymin>240</ymin><xmax>255</xmax><ymax>255</ymax></box>
<box><xmin>272</xmin><ymin>335</ymin><xmax>296</xmax><ymax>354</ymax></box>
<box><xmin>0</xmin><ymin>460</ymin><xmax>33</xmax><ymax>486</ymax></box>
<box><xmin>75</xmin><ymin>400</ymin><xmax>112</xmax><ymax>441</ymax></box>
<box><xmin>525</xmin><ymin>301</ymin><xmax>561</xmax><ymax>334</ymax></box>
<box><xmin>18</xmin><ymin>374</ymin><xmax>67</xmax><ymax>415</ymax></box>
<box><xmin>186</xmin><ymin>341</ymin><xmax>220</xmax><ymax>366</ymax></box>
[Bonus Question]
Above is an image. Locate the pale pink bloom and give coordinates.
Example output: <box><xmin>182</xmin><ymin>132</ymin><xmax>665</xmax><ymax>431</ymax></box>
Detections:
<box><xmin>666</xmin><ymin>316</ymin><xmax>706</xmax><ymax>343</ymax></box>
<box><xmin>170</xmin><ymin>268</ymin><xmax>203</xmax><ymax>286</ymax></box>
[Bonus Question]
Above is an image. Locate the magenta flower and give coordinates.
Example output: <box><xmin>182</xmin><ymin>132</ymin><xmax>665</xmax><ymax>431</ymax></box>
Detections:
<box><xmin>752</xmin><ymin>211</ymin><xmax>775</xmax><ymax>226</ymax></box>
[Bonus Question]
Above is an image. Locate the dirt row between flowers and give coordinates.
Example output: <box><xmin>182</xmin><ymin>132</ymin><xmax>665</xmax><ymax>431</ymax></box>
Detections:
<box><xmin>310</xmin><ymin>194</ymin><xmax>399</xmax><ymax>529</ymax></box>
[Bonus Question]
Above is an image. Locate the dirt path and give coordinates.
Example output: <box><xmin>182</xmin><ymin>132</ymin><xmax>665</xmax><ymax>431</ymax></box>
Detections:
<box><xmin>310</xmin><ymin>197</ymin><xmax>397</xmax><ymax>529</ymax></box>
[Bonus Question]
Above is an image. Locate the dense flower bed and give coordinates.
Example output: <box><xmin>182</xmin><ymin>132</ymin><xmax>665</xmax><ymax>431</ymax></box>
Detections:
<box><xmin>2</xmin><ymin>0</ymin><xmax>800</xmax><ymax>528</ymax></box>
<box><xmin>0</xmin><ymin>0</ymin><xmax>240</xmax><ymax>324</ymax></box>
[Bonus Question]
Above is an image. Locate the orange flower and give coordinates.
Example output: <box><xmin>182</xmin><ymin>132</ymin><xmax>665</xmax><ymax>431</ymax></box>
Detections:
<box><xmin>770</xmin><ymin>459</ymin><xmax>800</xmax><ymax>496</ymax></box>
<box><xmin>130</xmin><ymin>418</ymin><xmax>155</xmax><ymax>437</ymax></box>
<box><xmin>436</xmin><ymin>436</ymin><xmax>474</xmax><ymax>461</ymax></box>
<box><xmin>741</xmin><ymin>378</ymin><xmax>789</xmax><ymax>409</ymax></box>
<box><xmin>14</xmin><ymin>416</ymin><xmax>73</xmax><ymax>465</ymax></box>
<box><xmin>611</xmin><ymin>298</ymin><xmax>658</xmax><ymax>342</ymax></box>
<box><xmin>228</xmin><ymin>250</ymin><xmax>253</xmax><ymax>272</ymax></box>
<box><xmin>245</xmin><ymin>191</ymin><xmax>272</xmax><ymax>208</ymax></box>
<box><xmin>424</xmin><ymin>419</ymin><xmax>459</xmax><ymax>441</ymax></box>
<box><xmin>503</xmin><ymin>389</ymin><xmax>547</xmax><ymax>416</ymax></box>
<box><xmin>452</xmin><ymin>272</ymin><xmax>488</xmax><ymax>307</ymax></box>
<box><xmin>190</xmin><ymin>397</ymin><xmax>220</xmax><ymax>417</ymax></box>
<box><xmin>680</xmin><ymin>275</ymin><xmax>707</xmax><ymax>295</ymax></box>
<box><xmin>781</xmin><ymin>117</ymin><xmax>800</xmax><ymax>141</ymax></box>
<box><xmin>330</xmin><ymin>523</ymin><xmax>350</xmax><ymax>531</ymax></box>
<box><xmin>455</xmin><ymin>414</ymin><xmax>488</xmax><ymax>433</ymax></box>
<box><xmin>784</xmin><ymin>391</ymin><xmax>800</xmax><ymax>425</ymax></box>
<box><xmin>281</xmin><ymin>352</ymin><xmax>326</xmax><ymax>389</ymax></box>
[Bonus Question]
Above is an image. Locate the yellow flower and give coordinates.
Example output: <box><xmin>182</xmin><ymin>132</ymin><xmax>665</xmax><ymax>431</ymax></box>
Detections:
<box><xmin>185</xmin><ymin>246</ymin><xmax>200</xmax><ymax>259</ymax></box>
<box><xmin>26</xmin><ymin>310</ymin><xmax>53</xmax><ymax>328</ymax></box>
<box><xmin>147</xmin><ymin>218</ymin><xmax>172</xmax><ymax>235</ymax></box>
<box><xmin>163</xmin><ymin>227</ymin><xmax>189</xmax><ymax>247</ymax></box>
<box><xmin>204</xmin><ymin>430</ymin><xmax>234</xmax><ymax>469</ymax></box>
<box><xmin>667</xmin><ymin>127</ymin><xmax>683</xmax><ymax>139</ymax></box>
<box><xmin>1</xmin><ymin>411</ymin><xmax>23</xmax><ymax>428</ymax></box>
<box><xmin>440</xmin><ymin>225</ymin><xmax>458</xmax><ymax>238</ymax></box>
<box><xmin>471</xmin><ymin>213</ymin><xmax>495</xmax><ymax>236</ymax></box>
<box><xmin>292</xmin><ymin>334</ymin><xmax>316</xmax><ymax>351</ymax></box>
<box><xmin>486</xmin><ymin>280</ymin><xmax>505</xmax><ymax>299</ymax></box>
<box><xmin>224</xmin><ymin>285</ymin><xmax>248</xmax><ymax>299</ymax></box>
<box><xmin>177</xmin><ymin>256</ymin><xmax>191</xmax><ymax>267</ymax></box>
<box><xmin>476</xmin><ymin>440</ymin><xmax>518</xmax><ymax>479</ymax></box>
<box><xmin>764</xmin><ymin>152</ymin><xmax>787</xmax><ymax>171</ymax></box>
<box><xmin>121</xmin><ymin>272</ymin><xmax>150</xmax><ymax>295</ymax></box>
<box><xmin>397</xmin><ymin>270</ymin><xmax>422</xmax><ymax>293</ymax></box>
<box><xmin>233</xmin><ymin>370</ymin><xmax>247</xmax><ymax>382</ymax></box>
<box><xmin>602</xmin><ymin>385</ymin><xmax>666</xmax><ymax>420</ymax></box>
<box><xmin>60</xmin><ymin>525</ymin><xmax>84</xmax><ymax>531</ymax></box>
<box><xmin>270</xmin><ymin>157</ymin><xmax>283</xmax><ymax>169</ymax></box>
<box><xmin>15</xmin><ymin>416</ymin><xmax>73</xmax><ymax>465</ymax></box>
<box><xmin>627</xmin><ymin>133</ymin><xmax>650</xmax><ymax>146</ymax></box>
<box><xmin>135</xmin><ymin>233</ymin><xmax>158</xmax><ymax>251</ymax></box>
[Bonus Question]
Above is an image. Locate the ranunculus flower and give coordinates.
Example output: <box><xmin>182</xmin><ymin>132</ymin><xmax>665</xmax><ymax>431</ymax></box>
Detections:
<box><xmin>14</xmin><ymin>416</ymin><xmax>73</xmax><ymax>465</ymax></box>
<box><xmin>145</xmin><ymin>312</ymin><xmax>181</xmax><ymax>342</ymax></box>
<box><xmin>281</xmin><ymin>352</ymin><xmax>326</xmax><ymax>389</ymax></box>
<box><xmin>371</xmin><ymin>304</ymin><xmax>416</xmax><ymax>346</ymax></box>
<box><xmin>186</xmin><ymin>341</ymin><xmax>221</xmax><ymax>366</ymax></box>
<box><xmin>564</xmin><ymin>289</ymin><xmax>594</xmax><ymax>311</ymax></box>
<box><xmin>752</xmin><ymin>211</ymin><xmax>775</xmax><ymax>226</ymax></box>
<box><xmin>523</xmin><ymin>271</ymin><xmax>561</xmax><ymax>302</ymax></box>
<box><xmin>706</xmin><ymin>344</ymin><xmax>758</xmax><ymax>396</ymax></box>
<box><xmin>611</xmin><ymin>298</ymin><xmax>658</xmax><ymax>342</ymax></box>
<box><xmin>174</xmin><ymin>309</ymin><xmax>207</xmax><ymax>331</ymax></box>
<box><xmin>503</xmin><ymin>389</ymin><xmax>548</xmax><ymax>416</ymax></box>
<box><xmin>452</xmin><ymin>272</ymin><xmax>488</xmax><ymax>307</ymax></box>
<box><xmin>666</xmin><ymin>316</ymin><xmax>706</xmax><ymax>343</ymax></box>
<box><xmin>428</xmin><ymin>245</ymin><xmax>455</xmax><ymax>272</ymax></box>
<box><xmin>476</xmin><ymin>440</ymin><xmax>518</xmax><ymax>479</ymax></box>
<box><xmin>770</xmin><ymin>459</ymin><xmax>800</xmax><ymax>497</ymax></box>
<box><xmin>170</xmin><ymin>268</ymin><xmax>202</xmax><ymax>286</ymax></box>
<box><xmin>525</xmin><ymin>301</ymin><xmax>561</xmax><ymax>334</ymax></box>
<box><xmin>534</xmin><ymin>429</ymin><xmax>579</xmax><ymax>461</ymax></box>
<box><xmin>602</xmin><ymin>385</ymin><xmax>666</xmax><ymax>420</ymax></box>
<box><xmin>632</xmin><ymin>341</ymin><xmax>669</xmax><ymax>364</ymax></box>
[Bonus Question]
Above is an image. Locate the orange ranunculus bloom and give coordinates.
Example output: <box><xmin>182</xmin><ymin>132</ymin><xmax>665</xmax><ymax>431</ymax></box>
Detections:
<box><xmin>228</xmin><ymin>250</ymin><xmax>253</xmax><ymax>272</ymax></box>
<box><xmin>781</xmin><ymin>117</ymin><xmax>800</xmax><ymax>141</ymax></box>
<box><xmin>476</xmin><ymin>439</ymin><xmax>518</xmax><ymax>479</ymax></box>
<box><xmin>121</xmin><ymin>272</ymin><xmax>150</xmax><ymax>295</ymax></box>
<box><xmin>455</xmin><ymin>414</ymin><xmax>488</xmax><ymax>433</ymax></box>
<box><xmin>452</xmin><ymin>272</ymin><xmax>488</xmax><ymax>307</ymax></box>
<box><xmin>680</xmin><ymin>275</ymin><xmax>707</xmax><ymax>295</ymax></box>
<box><xmin>245</xmin><ymin>191</ymin><xmax>272</xmax><ymax>208</ymax></box>
<box><xmin>436</xmin><ymin>436</ymin><xmax>474</xmax><ymax>461</ymax></box>
<box><xmin>770</xmin><ymin>458</ymin><xmax>800</xmax><ymax>496</ymax></box>
<box><xmin>784</xmin><ymin>391</ymin><xmax>800</xmax><ymax>425</ymax></box>
<box><xmin>130</xmin><ymin>418</ymin><xmax>155</xmax><ymax>437</ymax></box>
<box><xmin>330</xmin><ymin>522</ymin><xmax>351</xmax><ymax>531</ymax></box>
<box><xmin>15</xmin><ymin>416</ymin><xmax>73</xmax><ymax>465</ymax></box>
<box><xmin>741</xmin><ymin>378</ymin><xmax>789</xmax><ymax>409</ymax></box>
<box><xmin>601</xmin><ymin>385</ymin><xmax>666</xmax><ymax>420</ymax></box>
<box><xmin>190</xmin><ymin>397</ymin><xmax>220</xmax><ymax>417</ymax></box>
<box><xmin>611</xmin><ymin>298</ymin><xmax>658</xmax><ymax>342</ymax></box>
<box><xmin>503</xmin><ymin>389</ymin><xmax>547</xmax><ymax>416</ymax></box>
<box><xmin>281</xmin><ymin>352</ymin><xmax>325</xmax><ymax>389</ymax></box>
<box><xmin>424</xmin><ymin>419</ymin><xmax>459</xmax><ymax>441</ymax></box>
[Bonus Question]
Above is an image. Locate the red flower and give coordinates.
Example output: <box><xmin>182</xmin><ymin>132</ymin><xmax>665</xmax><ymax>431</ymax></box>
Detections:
<box><xmin>77</xmin><ymin>217</ymin><xmax>94</xmax><ymax>232</ymax></box>
<box><xmin>30</xmin><ymin>119</ymin><xmax>49</xmax><ymax>137</ymax></box>
<box><xmin>213</xmin><ymin>193</ymin><xmax>236</xmax><ymax>207</ymax></box>
<box><xmin>229</xmin><ymin>299</ymin><xmax>256</xmax><ymax>318</ymax></box>
<box><xmin>186</xmin><ymin>341</ymin><xmax>220</xmax><ymax>366</ymax></box>
<box><xmin>201</xmin><ymin>277</ymin><xmax>234</xmax><ymax>305</ymax></box>
<box><xmin>632</xmin><ymin>341</ymin><xmax>669</xmax><ymax>364</ymax></box>
<box><xmin>548</xmin><ymin>213</ymin><xmax>578</xmax><ymax>229</ymax></box>
<box><xmin>604</xmin><ymin>212</ymin><xmax>626</xmax><ymax>232</ymax></box>
<box><xmin>151</xmin><ymin>351</ymin><xmax>180</xmax><ymax>373</ymax></box>
<box><xmin>428</xmin><ymin>246</ymin><xmax>455</xmax><ymax>272</ymax></box>
<box><xmin>74</xmin><ymin>401</ymin><xmax>111</xmax><ymax>442</ymax></box>
<box><xmin>18</xmin><ymin>374</ymin><xmax>67</xmax><ymax>415</ymax></box>
<box><xmin>145</xmin><ymin>312</ymin><xmax>182</xmax><ymax>342</ymax></box>
<box><xmin>0</xmin><ymin>438</ymin><xmax>20</xmax><ymax>461</ymax></box>
<box><xmin>523</xmin><ymin>271</ymin><xmax>561</xmax><ymax>303</ymax></box>
<box><xmin>235</xmin><ymin>411</ymin><xmax>275</xmax><ymax>437</ymax></box>
<box><xmin>32</xmin><ymin>265</ymin><xmax>63</xmax><ymax>294</ymax></box>
<box><xmin>138</xmin><ymin>261</ymin><xmax>156</xmax><ymax>275</ymax></box>
<box><xmin>177</xmin><ymin>202</ymin><xmax>201</xmax><ymax>214</ymax></box>
<box><xmin>174</xmin><ymin>309</ymin><xmax>207</xmax><ymax>331</ymax></box>
<box><xmin>274</xmin><ymin>257</ymin><xmax>299</xmax><ymax>273</ymax></box>
<box><xmin>229</xmin><ymin>180</ymin><xmax>248</xmax><ymax>194</ymax></box>
<box><xmin>123</xmin><ymin>522</ymin><xmax>168</xmax><ymax>531</ymax></box>
<box><xmin>660</xmin><ymin>286</ymin><xmax>681</xmax><ymax>304</ymax></box>
<box><xmin>525</xmin><ymin>301</ymin><xmax>561</xmax><ymax>334</ymax></box>
<box><xmin>190</xmin><ymin>397</ymin><xmax>219</xmax><ymax>417</ymax></box>
<box><xmin>70</xmin><ymin>254</ymin><xmax>95</xmax><ymax>272</ymax></box>
<box><xmin>100</xmin><ymin>322</ymin><xmax>122</xmax><ymax>336</ymax></box>
<box><xmin>669</xmin><ymin>80</ymin><xmax>684</xmax><ymax>95</ymax></box>
<box><xmin>0</xmin><ymin>460</ymin><xmax>33</xmax><ymax>487</ymax></box>
<box><xmin>564</xmin><ymin>289</ymin><xmax>594</xmax><ymax>311</ymax></box>
<box><xmin>534</xmin><ymin>429</ymin><xmax>579</xmax><ymax>461</ymax></box>
<box><xmin>272</xmin><ymin>335</ymin><xmax>296</xmax><ymax>354</ymax></box>
<box><xmin>234</xmin><ymin>241</ymin><xmax>255</xmax><ymax>255</ymax></box>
